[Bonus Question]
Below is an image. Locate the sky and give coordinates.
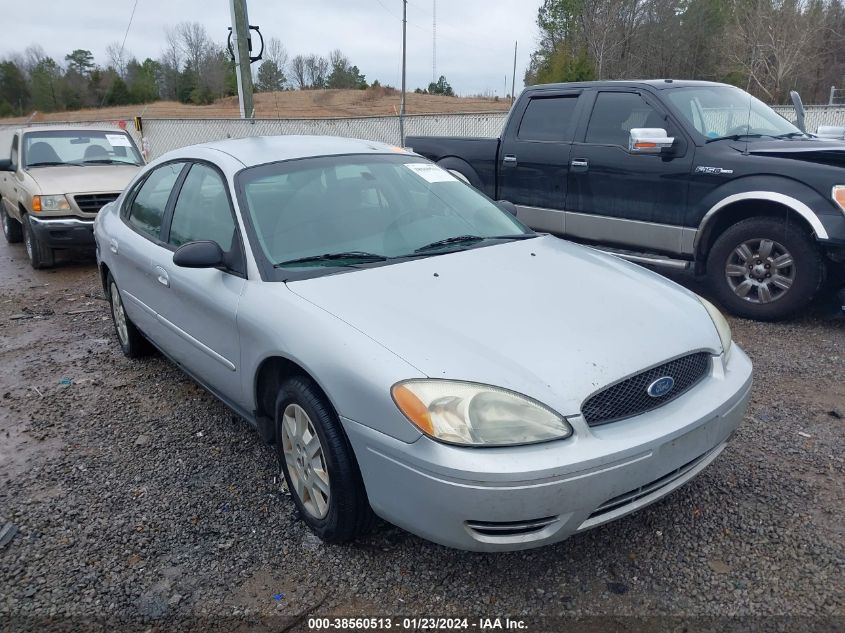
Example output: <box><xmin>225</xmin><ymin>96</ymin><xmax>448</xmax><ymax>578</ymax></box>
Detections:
<box><xmin>0</xmin><ymin>0</ymin><xmax>542</xmax><ymax>97</ymax></box>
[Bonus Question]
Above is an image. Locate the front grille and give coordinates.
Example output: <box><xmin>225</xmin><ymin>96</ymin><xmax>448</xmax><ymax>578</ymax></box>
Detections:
<box><xmin>582</xmin><ymin>352</ymin><xmax>711</xmax><ymax>426</ymax></box>
<box><xmin>466</xmin><ymin>516</ymin><xmax>559</xmax><ymax>538</ymax></box>
<box><xmin>73</xmin><ymin>193</ymin><xmax>119</xmax><ymax>214</ymax></box>
<box><xmin>586</xmin><ymin>447</ymin><xmax>716</xmax><ymax>521</ymax></box>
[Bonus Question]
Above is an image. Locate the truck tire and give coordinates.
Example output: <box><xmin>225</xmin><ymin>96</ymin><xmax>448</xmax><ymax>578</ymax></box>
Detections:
<box><xmin>706</xmin><ymin>216</ymin><xmax>824</xmax><ymax>321</ymax></box>
<box><xmin>435</xmin><ymin>157</ymin><xmax>483</xmax><ymax>189</ymax></box>
<box><xmin>22</xmin><ymin>215</ymin><xmax>55</xmax><ymax>269</ymax></box>
<box><xmin>2</xmin><ymin>206</ymin><xmax>22</xmax><ymax>243</ymax></box>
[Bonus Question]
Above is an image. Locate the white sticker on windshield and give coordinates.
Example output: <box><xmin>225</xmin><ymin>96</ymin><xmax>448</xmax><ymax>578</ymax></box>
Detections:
<box><xmin>105</xmin><ymin>134</ymin><xmax>132</xmax><ymax>147</ymax></box>
<box><xmin>404</xmin><ymin>162</ymin><xmax>457</xmax><ymax>183</ymax></box>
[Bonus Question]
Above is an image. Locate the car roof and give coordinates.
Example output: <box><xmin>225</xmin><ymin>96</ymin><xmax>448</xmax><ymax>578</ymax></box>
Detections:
<box><xmin>182</xmin><ymin>135</ymin><xmax>404</xmax><ymax>167</ymax></box>
<box><xmin>528</xmin><ymin>79</ymin><xmax>732</xmax><ymax>91</ymax></box>
<box><xmin>19</xmin><ymin>126</ymin><xmax>131</xmax><ymax>134</ymax></box>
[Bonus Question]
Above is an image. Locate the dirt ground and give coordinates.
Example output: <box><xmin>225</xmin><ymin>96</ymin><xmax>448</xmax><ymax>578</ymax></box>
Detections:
<box><xmin>0</xmin><ymin>241</ymin><xmax>843</xmax><ymax>633</ymax></box>
<box><xmin>0</xmin><ymin>89</ymin><xmax>510</xmax><ymax>124</ymax></box>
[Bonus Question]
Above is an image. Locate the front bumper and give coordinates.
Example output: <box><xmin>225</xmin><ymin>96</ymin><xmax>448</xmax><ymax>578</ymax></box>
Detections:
<box><xmin>344</xmin><ymin>346</ymin><xmax>753</xmax><ymax>551</ymax></box>
<box><xmin>29</xmin><ymin>216</ymin><xmax>95</xmax><ymax>249</ymax></box>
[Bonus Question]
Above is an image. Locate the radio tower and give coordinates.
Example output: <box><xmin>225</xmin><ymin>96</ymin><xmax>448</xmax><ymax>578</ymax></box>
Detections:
<box><xmin>432</xmin><ymin>0</ymin><xmax>437</xmax><ymax>83</ymax></box>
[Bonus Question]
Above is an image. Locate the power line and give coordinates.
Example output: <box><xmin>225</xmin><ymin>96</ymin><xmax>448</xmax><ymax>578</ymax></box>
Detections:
<box><xmin>118</xmin><ymin>0</ymin><xmax>139</xmax><ymax>65</ymax></box>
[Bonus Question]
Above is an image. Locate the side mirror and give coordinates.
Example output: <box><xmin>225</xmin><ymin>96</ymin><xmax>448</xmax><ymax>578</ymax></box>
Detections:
<box><xmin>816</xmin><ymin>125</ymin><xmax>845</xmax><ymax>140</ymax></box>
<box><xmin>629</xmin><ymin>128</ymin><xmax>674</xmax><ymax>154</ymax></box>
<box><xmin>0</xmin><ymin>159</ymin><xmax>12</xmax><ymax>172</ymax></box>
<box><xmin>790</xmin><ymin>90</ymin><xmax>806</xmax><ymax>133</ymax></box>
<box><xmin>173</xmin><ymin>240</ymin><xmax>224</xmax><ymax>268</ymax></box>
<box><xmin>497</xmin><ymin>200</ymin><xmax>518</xmax><ymax>216</ymax></box>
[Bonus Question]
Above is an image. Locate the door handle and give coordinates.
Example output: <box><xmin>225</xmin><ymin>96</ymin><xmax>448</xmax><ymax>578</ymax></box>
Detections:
<box><xmin>154</xmin><ymin>266</ymin><xmax>170</xmax><ymax>288</ymax></box>
<box><xmin>109</xmin><ymin>239</ymin><xmax>118</xmax><ymax>254</ymax></box>
<box><xmin>570</xmin><ymin>158</ymin><xmax>589</xmax><ymax>172</ymax></box>
<box><xmin>502</xmin><ymin>154</ymin><xmax>518</xmax><ymax>167</ymax></box>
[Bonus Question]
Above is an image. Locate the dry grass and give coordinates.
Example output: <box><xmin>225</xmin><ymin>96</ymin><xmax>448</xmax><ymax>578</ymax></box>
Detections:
<box><xmin>0</xmin><ymin>88</ymin><xmax>511</xmax><ymax>124</ymax></box>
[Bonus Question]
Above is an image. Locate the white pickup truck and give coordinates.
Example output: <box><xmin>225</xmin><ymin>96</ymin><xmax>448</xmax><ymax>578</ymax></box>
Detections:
<box><xmin>0</xmin><ymin>126</ymin><xmax>144</xmax><ymax>268</ymax></box>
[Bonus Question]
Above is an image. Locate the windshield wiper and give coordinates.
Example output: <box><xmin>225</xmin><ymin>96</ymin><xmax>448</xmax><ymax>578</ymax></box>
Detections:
<box><xmin>82</xmin><ymin>159</ymin><xmax>138</xmax><ymax>165</ymax></box>
<box><xmin>705</xmin><ymin>133</ymin><xmax>773</xmax><ymax>144</ymax></box>
<box><xmin>414</xmin><ymin>233</ymin><xmax>536</xmax><ymax>254</ymax></box>
<box><xmin>26</xmin><ymin>161</ymin><xmax>72</xmax><ymax>167</ymax></box>
<box><xmin>274</xmin><ymin>251</ymin><xmax>388</xmax><ymax>268</ymax></box>
<box><xmin>774</xmin><ymin>132</ymin><xmax>809</xmax><ymax>139</ymax></box>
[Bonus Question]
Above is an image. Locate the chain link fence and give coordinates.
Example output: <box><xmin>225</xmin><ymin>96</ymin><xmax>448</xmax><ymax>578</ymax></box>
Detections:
<box><xmin>5</xmin><ymin>105</ymin><xmax>845</xmax><ymax>163</ymax></box>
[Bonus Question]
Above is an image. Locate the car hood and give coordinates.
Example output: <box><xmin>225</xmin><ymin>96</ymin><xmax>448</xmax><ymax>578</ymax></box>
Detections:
<box><xmin>287</xmin><ymin>236</ymin><xmax>721</xmax><ymax>416</ymax></box>
<box><xmin>26</xmin><ymin>164</ymin><xmax>140</xmax><ymax>195</ymax></box>
<box><xmin>743</xmin><ymin>138</ymin><xmax>845</xmax><ymax>167</ymax></box>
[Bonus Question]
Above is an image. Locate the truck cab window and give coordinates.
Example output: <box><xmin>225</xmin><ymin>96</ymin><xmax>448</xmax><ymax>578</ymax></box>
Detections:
<box><xmin>585</xmin><ymin>92</ymin><xmax>666</xmax><ymax>147</ymax></box>
<box><xmin>518</xmin><ymin>97</ymin><xmax>578</xmax><ymax>142</ymax></box>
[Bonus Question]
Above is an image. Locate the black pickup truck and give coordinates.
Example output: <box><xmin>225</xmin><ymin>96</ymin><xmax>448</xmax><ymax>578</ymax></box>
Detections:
<box><xmin>407</xmin><ymin>80</ymin><xmax>845</xmax><ymax>320</ymax></box>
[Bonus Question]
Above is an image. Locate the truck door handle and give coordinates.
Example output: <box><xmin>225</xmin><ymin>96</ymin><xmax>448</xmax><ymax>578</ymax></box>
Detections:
<box><xmin>109</xmin><ymin>239</ymin><xmax>119</xmax><ymax>254</ymax></box>
<box><xmin>570</xmin><ymin>158</ymin><xmax>589</xmax><ymax>172</ymax></box>
<box><xmin>154</xmin><ymin>266</ymin><xmax>170</xmax><ymax>288</ymax></box>
<box><xmin>502</xmin><ymin>155</ymin><xmax>518</xmax><ymax>167</ymax></box>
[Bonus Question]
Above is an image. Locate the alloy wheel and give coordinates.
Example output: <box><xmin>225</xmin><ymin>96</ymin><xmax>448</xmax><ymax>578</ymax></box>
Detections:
<box><xmin>281</xmin><ymin>403</ymin><xmax>330</xmax><ymax>519</ymax></box>
<box><xmin>109</xmin><ymin>282</ymin><xmax>129</xmax><ymax>348</ymax></box>
<box><xmin>724</xmin><ymin>238</ymin><xmax>795</xmax><ymax>304</ymax></box>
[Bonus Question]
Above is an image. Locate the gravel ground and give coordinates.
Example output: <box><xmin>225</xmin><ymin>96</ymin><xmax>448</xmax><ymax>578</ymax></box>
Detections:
<box><xmin>0</xmin><ymin>242</ymin><xmax>843</xmax><ymax>633</ymax></box>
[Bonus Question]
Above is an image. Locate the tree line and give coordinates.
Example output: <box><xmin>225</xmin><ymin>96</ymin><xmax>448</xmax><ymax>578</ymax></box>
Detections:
<box><xmin>0</xmin><ymin>22</ymin><xmax>459</xmax><ymax>117</ymax></box>
<box><xmin>525</xmin><ymin>0</ymin><xmax>845</xmax><ymax>104</ymax></box>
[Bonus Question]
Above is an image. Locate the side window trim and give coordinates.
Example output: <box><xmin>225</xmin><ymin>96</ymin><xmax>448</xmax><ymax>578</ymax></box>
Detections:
<box><xmin>162</xmin><ymin>160</ymin><xmax>248</xmax><ymax>278</ymax></box>
<box><xmin>121</xmin><ymin>160</ymin><xmax>188</xmax><ymax>246</ymax></box>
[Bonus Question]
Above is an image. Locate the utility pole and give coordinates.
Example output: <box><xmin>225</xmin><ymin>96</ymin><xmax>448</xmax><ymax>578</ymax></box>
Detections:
<box><xmin>400</xmin><ymin>0</ymin><xmax>408</xmax><ymax>146</ymax></box>
<box><xmin>230</xmin><ymin>0</ymin><xmax>255</xmax><ymax>119</ymax></box>
<box><xmin>511</xmin><ymin>41</ymin><xmax>518</xmax><ymax>105</ymax></box>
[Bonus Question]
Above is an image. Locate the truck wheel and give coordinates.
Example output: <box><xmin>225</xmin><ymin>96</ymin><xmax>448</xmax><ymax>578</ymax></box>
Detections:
<box><xmin>22</xmin><ymin>215</ymin><xmax>55</xmax><ymax>269</ymax></box>
<box><xmin>706</xmin><ymin>217</ymin><xmax>824</xmax><ymax>321</ymax></box>
<box><xmin>2</xmin><ymin>206</ymin><xmax>23</xmax><ymax>243</ymax></box>
<box><xmin>107</xmin><ymin>273</ymin><xmax>152</xmax><ymax>358</ymax></box>
<box><xmin>274</xmin><ymin>376</ymin><xmax>375</xmax><ymax>543</ymax></box>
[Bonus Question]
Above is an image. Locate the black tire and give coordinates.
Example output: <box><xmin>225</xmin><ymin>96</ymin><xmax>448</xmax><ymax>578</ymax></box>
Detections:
<box><xmin>22</xmin><ymin>215</ymin><xmax>54</xmax><ymax>269</ymax></box>
<box><xmin>435</xmin><ymin>157</ymin><xmax>483</xmax><ymax>189</ymax></box>
<box><xmin>107</xmin><ymin>273</ymin><xmax>152</xmax><ymax>358</ymax></box>
<box><xmin>1</xmin><ymin>206</ymin><xmax>22</xmax><ymax>243</ymax></box>
<box><xmin>706</xmin><ymin>216</ymin><xmax>825</xmax><ymax>321</ymax></box>
<box><xmin>274</xmin><ymin>376</ymin><xmax>375</xmax><ymax>543</ymax></box>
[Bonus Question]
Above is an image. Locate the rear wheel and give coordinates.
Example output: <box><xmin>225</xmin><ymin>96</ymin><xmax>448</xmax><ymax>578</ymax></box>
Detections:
<box><xmin>1</xmin><ymin>206</ymin><xmax>22</xmax><ymax>243</ymax></box>
<box><xmin>274</xmin><ymin>376</ymin><xmax>375</xmax><ymax>543</ymax></box>
<box><xmin>706</xmin><ymin>217</ymin><xmax>824</xmax><ymax>321</ymax></box>
<box><xmin>22</xmin><ymin>215</ymin><xmax>54</xmax><ymax>269</ymax></box>
<box><xmin>107</xmin><ymin>274</ymin><xmax>152</xmax><ymax>358</ymax></box>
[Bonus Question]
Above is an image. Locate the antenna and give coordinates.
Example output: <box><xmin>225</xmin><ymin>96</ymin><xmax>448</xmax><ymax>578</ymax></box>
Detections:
<box><xmin>432</xmin><ymin>0</ymin><xmax>437</xmax><ymax>83</ymax></box>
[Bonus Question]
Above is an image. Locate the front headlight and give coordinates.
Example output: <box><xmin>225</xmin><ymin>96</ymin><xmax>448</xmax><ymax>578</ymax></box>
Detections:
<box><xmin>699</xmin><ymin>297</ymin><xmax>732</xmax><ymax>356</ymax></box>
<box><xmin>391</xmin><ymin>380</ymin><xmax>572</xmax><ymax>447</ymax></box>
<box><xmin>831</xmin><ymin>186</ymin><xmax>845</xmax><ymax>215</ymax></box>
<box><xmin>32</xmin><ymin>195</ymin><xmax>70</xmax><ymax>212</ymax></box>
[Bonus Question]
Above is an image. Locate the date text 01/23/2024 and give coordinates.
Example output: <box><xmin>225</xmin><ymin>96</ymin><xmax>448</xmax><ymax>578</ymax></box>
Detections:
<box><xmin>307</xmin><ymin>617</ymin><xmax>529</xmax><ymax>630</ymax></box>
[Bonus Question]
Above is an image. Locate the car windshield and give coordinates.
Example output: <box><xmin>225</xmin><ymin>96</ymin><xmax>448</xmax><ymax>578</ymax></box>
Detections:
<box><xmin>23</xmin><ymin>130</ymin><xmax>143</xmax><ymax>168</ymax></box>
<box><xmin>665</xmin><ymin>86</ymin><xmax>802</xmax><ymax>141</ymax></box>
<box><xmin>237</xmin><ymin>154</ymin><xmax>532</xmax><ymax>269</ymax></box>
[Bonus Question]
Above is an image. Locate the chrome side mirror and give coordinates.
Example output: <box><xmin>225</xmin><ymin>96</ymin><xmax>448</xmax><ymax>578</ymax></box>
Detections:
<box><xmin>816</xmin><ymin>125</ymin><xmax>845</xmax><ymax>140</ymax></box>
<box><xmin>629</xmin><ymin>128</ymin><xmax>674</xmax><ymax>154</ymax></box>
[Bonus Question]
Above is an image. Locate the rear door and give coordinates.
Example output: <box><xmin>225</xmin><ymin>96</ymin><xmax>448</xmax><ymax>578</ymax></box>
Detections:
<box><xmin>148</xmin><ymin>161</ymin><xmax>246</xmax><ymax>404</ymax></box>
<box><xmin>498</xmin><ymin>90</ymin><xmax>584</xmax><ymax>233</ymax></box>
<box><xmin>112</xmin><ymin>161</ymin><xmax>187</xmax><ymax>337</ymax></box>
<box><xmin>565</xmin><ymin>89</ymin><xmax>694</xmax><ymax>255</ymax></box>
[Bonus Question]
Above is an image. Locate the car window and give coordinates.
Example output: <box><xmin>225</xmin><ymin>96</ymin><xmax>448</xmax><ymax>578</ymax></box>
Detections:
<box><xmin>238</xmin><ymin>154</ymin><xmax>528</xmax><ymax>267</ymax></box>
<box><xmin>518</xmin><ymin>96</ymin><xmax>578</xmax><ymax>142</ymax></box>
<box><xmin>22</xmin><ymin>130</ymin><xmax>143</xmax><ymax>167</ymax></box>
<box><xmin>127</xmin><ymin>163</ymin><xmax>185</xmax><ymax>240</ymax></box>
<box><xmin>168</xmin><ymin>164</ymin><xmax>236</xmax><ymax>250</ymax></box>
<box><xmin>585</xmin><ymin>92</ymin><xmax>666</xmax><ymax>147</ymax></box>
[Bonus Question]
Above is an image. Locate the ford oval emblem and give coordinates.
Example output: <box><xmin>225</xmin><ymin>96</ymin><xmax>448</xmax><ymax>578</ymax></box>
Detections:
<box><xmin>647</xmin><ymin>376</ymin><xmax>675</xmax><ymax>398</ymax></box>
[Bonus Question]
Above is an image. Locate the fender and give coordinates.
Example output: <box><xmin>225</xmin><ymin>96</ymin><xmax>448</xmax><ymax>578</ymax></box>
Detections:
<box><xmin>692</xmin><ymin>175</ymin><xmax>832</xmax><ymax>254</ymax></box>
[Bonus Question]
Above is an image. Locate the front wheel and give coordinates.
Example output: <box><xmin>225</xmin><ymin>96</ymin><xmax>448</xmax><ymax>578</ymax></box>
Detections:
<box><xmin>706</xmin><ymin>217</ymin><xmax>824</xmax><ymax>321</ymax></box>
<box><xmin>22</xmin><ymin>215</ymin><xmax>54</xmax><ymax>269</ymax></box>
<box><xmin>2</xmin><ymin>206</ymin><xmax>22</xmax><ymax>243</ymax></box>
<box><xmin>274</xmin><ymin>376</ymin><xmax>375</xmax><ymax>543</ymax></box>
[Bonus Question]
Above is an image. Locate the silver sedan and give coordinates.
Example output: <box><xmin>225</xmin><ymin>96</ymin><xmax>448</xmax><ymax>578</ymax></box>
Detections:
<box><xmin>94</xmin><ymin>136</ymin><xmax>752</xmax><ymax>551</ymax></box>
